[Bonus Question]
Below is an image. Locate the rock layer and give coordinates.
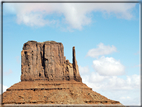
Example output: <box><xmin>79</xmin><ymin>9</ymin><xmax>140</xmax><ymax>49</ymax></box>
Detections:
<box><xmin>21</xmin><ymin>41</ymin><xmax>82</xmax><ymax>82</ymax></box>
<box><xmin>3</xmin><ymin>80</ymin><xmax>122</xmax><ymax>105</ymax></box>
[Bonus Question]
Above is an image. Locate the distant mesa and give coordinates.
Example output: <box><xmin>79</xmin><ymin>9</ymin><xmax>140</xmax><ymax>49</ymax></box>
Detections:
<box><xmin>2</xmin><ymin>41</ymin><xmax>123</xmax><ymax>105</ymax></box>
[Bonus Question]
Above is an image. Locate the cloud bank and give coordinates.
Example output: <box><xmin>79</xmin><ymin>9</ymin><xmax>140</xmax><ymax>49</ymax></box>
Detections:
<box><xmin>81</xmin><ymin>72</ymin><xmax>140</xmax><ymax>91</ymax></box>
<box><xmin>4</xmin><ymin>3</ymin><xmax>136</xmax><ymax>30</ymax></box>
<box><xmin>79</xmin><ymin>66</ymin><xmax>140</xmax><ymax>105</ymax></box>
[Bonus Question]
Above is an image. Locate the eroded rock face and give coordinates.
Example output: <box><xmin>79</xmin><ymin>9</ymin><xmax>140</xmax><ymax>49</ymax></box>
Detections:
<box><xmin>21</xmin><ymin>41</ymin><xmax>82</xmax><ymax>82</ymax></box>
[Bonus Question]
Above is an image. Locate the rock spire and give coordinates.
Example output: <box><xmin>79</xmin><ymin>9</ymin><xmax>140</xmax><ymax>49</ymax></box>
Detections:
<box><xmin>73</xmin><ymin>46</ymin><xmax>82</xmax><ymax>82</ymax></box>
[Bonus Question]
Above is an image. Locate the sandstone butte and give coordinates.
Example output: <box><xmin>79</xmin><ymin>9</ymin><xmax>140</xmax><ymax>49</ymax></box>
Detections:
<box><xmin>2</xmin><ymin>41</ymin><xmax>123</xmax><ymax>106</ymax></box>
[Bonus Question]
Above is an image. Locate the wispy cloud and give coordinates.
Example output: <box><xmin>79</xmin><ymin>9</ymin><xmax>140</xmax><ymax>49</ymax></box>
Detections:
<box><xmin>87</xmin><ymin>43</ymin><xmax>117</xmax><ymax>58</ymax></box>
<box><xmin>15</xmin><ymin>56</ymin><xmax>20</xmax><ymax>63</ymax></box>
<box><xmin>134</xmin><ymin>51</ymin><xmax>140</xmax><ymax>55</ymax></box>
<box><xmin>4</xmin><ymin>3</ymin><xmax>136</xmax><ymax>30</ymax></box>
<box><xmin>131</xmin><ymin>64</ymin><xmax>141</xmax><ymax>68</ymax></box>
<box><xmin>4</xmin><ymin>69</ymin><xmax>13</xmax><ymax>75</ymax></box>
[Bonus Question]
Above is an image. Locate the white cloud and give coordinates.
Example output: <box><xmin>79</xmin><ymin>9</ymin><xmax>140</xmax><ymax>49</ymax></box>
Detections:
<box><xmin>0</xmin><ymin>84</ymin><xmax>8</xmax><ymax>94</ymax></box>
<box><xmin>83</xmin><ymin>73</ymin><xmax>140</xmax><ymax>91</ymax></box>
<box><xmin>16</xmin><ymin>12</ymin><xmax>59</xmax><ymax>27</ymax></box>
<box><xmin>118</xmin><ymin>90</ymin><xmax>140</xmax><ymax>105</ymax></box>
<box><xmin>4</xmin><ymin>3</ymin><xmax>136</xmax><ymax>30</ymax></box>
<box><xmin>3</xmin><ymin>85</ymin><xmax>8</xmax><ymax>93</ymax></box>
<box><xmin>93</xmin><ymin>56</ymin><xmax>125</xmax><ymax>76</ymax></box>
<box><xmin>80</xmin><ymin>65</ymin><xmax>140</xmax><ymax>91</ymax></box>
<box><xmin>81</xmin><ymin>70</ymin><xmax>140</xmax><ymax>105</ymax></box>
<box><xmin>120</xmin><ymin>96</ymin><xmax>131</xmax><ymax>100</ymax></box>
<box><xmin>87</xmin><ymin>43</ymin><xmax>117</xmax><ymax>58</ymax></box>
<box><xmin>89</xmin><ymin>72</ymin><xmax>106</xmax><ymax>83</ymax></box>
<box><xmin>79</xmin><ymin>66</ymin><xmax>89</xmax><ymax>74</ymax></box>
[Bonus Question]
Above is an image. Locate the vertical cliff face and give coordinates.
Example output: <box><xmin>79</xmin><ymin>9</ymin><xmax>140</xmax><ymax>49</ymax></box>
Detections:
<box><xmin>21</xmin><ymin>41</ymin><xmax>82</xmax><ymax>82</ymax></box>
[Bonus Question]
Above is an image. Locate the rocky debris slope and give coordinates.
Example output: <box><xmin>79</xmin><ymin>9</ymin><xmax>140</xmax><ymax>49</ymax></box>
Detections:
<box><xmin>2</xmin><ymin>41</ymin><xmax>122</xmax><ymax>105</ymax></box>
<box><xmin>3</xmin><ymin>80</ymin><xmax>121</xmax><ymax>104</ymax></box>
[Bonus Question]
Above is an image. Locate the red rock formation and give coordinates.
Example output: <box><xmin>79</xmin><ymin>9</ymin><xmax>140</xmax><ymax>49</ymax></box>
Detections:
<box><xmin>2</xmin><ymin>41</ymin><xmax>122</xmax><ymax>105</ymax></box>
<box><xmin>21</xmin><ymin>41</ymin><xmax>82</xmax><ymax>82</ymax></box>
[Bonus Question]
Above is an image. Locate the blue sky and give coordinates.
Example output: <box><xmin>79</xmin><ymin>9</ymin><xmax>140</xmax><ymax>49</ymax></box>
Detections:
<box><xmin>2</xmin><ymin>2</ymin><xmax>140</xmax><ymax>105</ymax></box>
